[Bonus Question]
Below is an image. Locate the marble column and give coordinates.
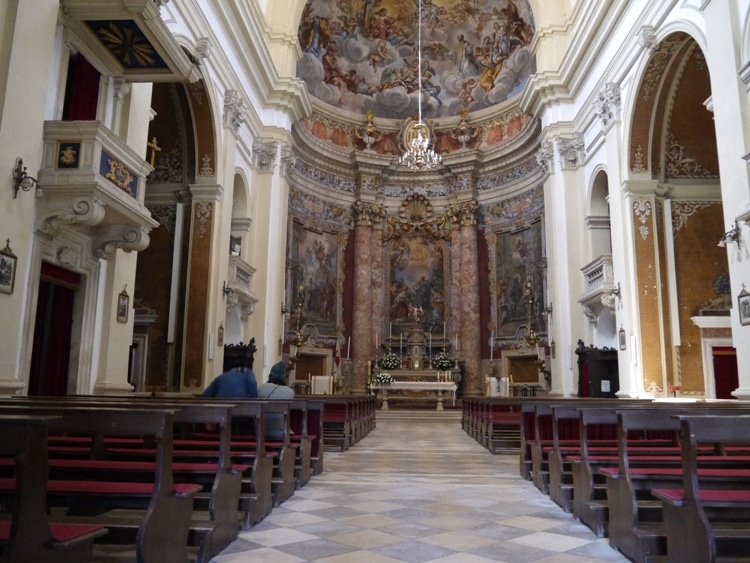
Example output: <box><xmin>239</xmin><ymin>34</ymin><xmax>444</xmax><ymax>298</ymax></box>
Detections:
<box><xmin>452</xmin><ymin>200</ymin><xmax>482</xmax><ymax>396</ymax></box>
<box><xmin>351</xmin><ymin>201</ymin><xmax>383</xmax><ymax>394</ymax></box>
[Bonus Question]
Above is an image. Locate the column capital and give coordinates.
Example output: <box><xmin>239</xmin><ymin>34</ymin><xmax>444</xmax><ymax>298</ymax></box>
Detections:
<box><xmin>556</xmin><ymin>134</ymin><xmax>585</xmax><ymax>169</ymax></box>
<box><xmin>596</xmin><ymin>83</ymin><xmax>621</xmax><ymax>132</ymax></box>
<box><xmin>353</xmin><ymin>200</ymin><xmax>385</xmax><ymax>227</ymax></box>
<box><xmin>223</xmin><ymin>89</ymin><xmax>246</xmax><ymax>133</ymax></box>
<box><xmin>447</xmin><ymin>199</ymin><xmax>479</xmax><ymax>227</ymax></box>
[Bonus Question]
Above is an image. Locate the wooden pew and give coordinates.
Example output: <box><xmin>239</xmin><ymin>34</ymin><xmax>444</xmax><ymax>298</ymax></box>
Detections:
<box><xmin>653</xmin><ymin>414</ymin><xmax>750</xmax><ymax>562</ymax></box>
<box><xmin>603</xmin><ymin>407</ymin><xmax>750</xmax><ymax>563</ymax></box>
<box><xmin>7</xmin><ymin>395</ymin><xmax>266</xmax><ymax>551</ymax></box>
<box><xmin>0</xmin><ymin>414</ymin><xmax>107</xmax><ymax>563</ymax></box>
<box><xmin>0</xmin><ymin>405</ymin><xmax>201</xmax><ymax>563</ymax></box>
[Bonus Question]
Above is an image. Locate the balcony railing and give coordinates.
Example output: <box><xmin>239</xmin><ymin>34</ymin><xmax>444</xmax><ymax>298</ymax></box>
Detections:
<box><xmin>578</xmin><ymin>253</ymin><xmax>615</xmax><ymax>305</ymax></box>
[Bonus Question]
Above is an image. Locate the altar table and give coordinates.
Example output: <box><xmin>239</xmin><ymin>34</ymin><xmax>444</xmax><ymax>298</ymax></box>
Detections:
<box><xmin>370</xmin><ymin>381</ymin><xmax>457</xmax><ymax>411</ymax></box>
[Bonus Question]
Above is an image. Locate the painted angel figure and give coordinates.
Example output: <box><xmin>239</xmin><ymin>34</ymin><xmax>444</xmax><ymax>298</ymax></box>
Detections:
<box><xmin>409</xmin><ymin>304</ymin><xmax>424</xmax><ymax>323</ymax></box>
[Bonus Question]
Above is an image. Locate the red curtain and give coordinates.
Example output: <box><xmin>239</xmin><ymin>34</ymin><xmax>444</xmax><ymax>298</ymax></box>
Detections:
<box><xmin>63</xmin><ymin>53</ymin><xmax>100</xmax><ymax>121</ymax></box>
<box><xmin>713</xmin><ymin>346</ymin><xmax>738</xmax><ymax>400</ymax></box>
<box><xmin>28</xmin><ymin>263</ymin><xmax>81</xmax><ymax>396</ymax></box>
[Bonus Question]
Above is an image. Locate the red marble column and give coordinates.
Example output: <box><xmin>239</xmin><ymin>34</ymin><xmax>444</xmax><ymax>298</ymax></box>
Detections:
<box><xmin>454</xmin><ymin>200</ymin><xmax>482</xmax><ymax>396</ymax></box>
<box><xmin>351</xmin><ymin>201</ymin><xmax>383</xmax><ymax>394</ymax></box>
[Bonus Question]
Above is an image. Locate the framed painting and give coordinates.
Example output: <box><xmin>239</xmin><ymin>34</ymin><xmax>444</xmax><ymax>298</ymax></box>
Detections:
<box><xmin>289</xmin><ymin>223</ymin><xmax>341</xmax><ymax>337</ymax></box>
<box><xmin>117</xmin><ymin>289</ymin><xmax>130</xmax><ymax>323</ymax></box>
<box><xmin>0</xmin><ymin>240</ymin><xmax>17</xmax><ymax>294</ymax></box>
<box><xmin>387</xmin><ymin>231</ymin><xmax>447</xmax><ymax>336</ymax></box>
<box><xmin>739</xmin><ymin>286</ymin><xmax>750</xmax><ymax>326</ymax></box>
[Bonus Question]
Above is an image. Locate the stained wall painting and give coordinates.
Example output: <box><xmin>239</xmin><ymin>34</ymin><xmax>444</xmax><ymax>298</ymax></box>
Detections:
<box><xmin>297</xmin><ymin>0</ymin><xmax>536</xmax><ymax>119</ymax></box>
<box><xmin>495</xmin><ymin>220</ymin><xmax>545</xmax><ymax>340</ymax></box>
<box><xmin>290</xmin><ymin>222</ymin><xmax>341</xmax><ymax>337</ymax></box>
<box><xmin>387</xmin><ymin>231</ymin><xmax>447</xmax><ymax>336</ymax></box>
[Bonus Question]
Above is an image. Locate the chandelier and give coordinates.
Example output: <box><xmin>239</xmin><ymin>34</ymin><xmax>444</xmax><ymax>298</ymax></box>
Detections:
<box><xmin>399</xmin><ymin>0</ymin><xmax>441</xmax><ymax>172</ymax></box>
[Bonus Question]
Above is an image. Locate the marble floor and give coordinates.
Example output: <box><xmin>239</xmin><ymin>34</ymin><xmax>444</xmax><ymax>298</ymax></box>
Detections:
<box><xmin>210</xmin><ymin>410</ymin><xmax>629</xmax><ymax>563</ymax></box>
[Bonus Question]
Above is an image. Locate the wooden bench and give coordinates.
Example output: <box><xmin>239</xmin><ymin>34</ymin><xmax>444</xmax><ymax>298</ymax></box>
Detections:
<box><xmin>0</xmin><ymin>405</ymin><xmax>201</xmax><ymax>563</ymax></box>
<box><xmin>603</xmin><ymin>407</ymin><xmax>750</xmax><ymax>563</ymax></box>
<box><xmin>0</xmin><ymin>414</ymin><xmax>107</xmax><ymax>563</ymax></box>
<box><xmin>653</xmin><ymin>414</ymin><xmax>750</xmax><ymax>562</ymax></box>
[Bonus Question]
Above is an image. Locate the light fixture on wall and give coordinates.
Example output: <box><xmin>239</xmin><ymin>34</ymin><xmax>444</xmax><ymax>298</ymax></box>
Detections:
<box><xmin>13</xmin><ymin>157</ymin><xmax>41</xmax><ymax>198</ymax></box>
<box><xmin>718</xmin><ymin>222</ymin><xmax>741</xmax><ymax>248</ymax></box>
<box><xmin>398</xmin><ymin>0</ymin><xmax>441</xmax><ymax>172</ymax></box>
<box><xmin>222</xmin><ymin>281</ymin><xmax>234</xmax><ymax>299</ymax></box>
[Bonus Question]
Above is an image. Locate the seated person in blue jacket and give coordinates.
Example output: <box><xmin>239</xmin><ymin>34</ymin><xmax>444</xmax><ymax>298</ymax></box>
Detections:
<box><xmin>202</xmin><ymin>361</ymin><xmax>258</xmax><ymax>434</ymax></box>
<box><xmin>257</xmin><ymin>360</ymin><xmax>295</xmax><ymax>440</ymax></box>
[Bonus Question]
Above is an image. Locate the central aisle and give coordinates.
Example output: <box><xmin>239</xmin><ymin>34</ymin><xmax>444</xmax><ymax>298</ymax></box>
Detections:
<box><xmin>212</xmin><ymin>410</ymin><xmax>628</xmax><ymax>562</ymax></box>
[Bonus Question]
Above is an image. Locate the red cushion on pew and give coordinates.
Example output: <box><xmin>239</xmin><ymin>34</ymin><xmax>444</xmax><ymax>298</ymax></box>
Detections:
<box><xmin>47</xmin><ymin>458</ymin><xmax>250</xmax><ymax>473</ymax></box>
<box><xmin>0</xmin><ymin>520</ymin><xmax>105</xmax><ymax>543</ymax></box>
<box><xmin>654</xmin><ymin>488</ymin><xmax>750</xmax><ymax>503</ymax></box>
<box><xmin>0</xmin><ymin>478</ymin><xmax>201</xmax><ymax>496</ymax></box>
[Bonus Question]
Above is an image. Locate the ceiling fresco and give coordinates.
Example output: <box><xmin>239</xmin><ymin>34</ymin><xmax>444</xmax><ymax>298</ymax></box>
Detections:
<box><xmin>297</xmin><ymin>0</ymin><xmax>536</xmax><ymax>121</ymax></box>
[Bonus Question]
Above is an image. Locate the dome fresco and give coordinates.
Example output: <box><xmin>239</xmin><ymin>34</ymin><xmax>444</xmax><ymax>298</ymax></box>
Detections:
<box><xmin>297</xmin><ymin>0</ymin><xmax>536</xmax><ymax>121</ymax></box>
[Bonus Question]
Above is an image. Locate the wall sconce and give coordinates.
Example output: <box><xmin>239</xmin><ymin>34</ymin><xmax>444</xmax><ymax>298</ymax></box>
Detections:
<box><xmin>281</xmin><ymin>304</ymin><xmax>289</xmax><ymax>316</ymax></box>
<box><xmin>611</xmin><ymin>282</ymin><xmax>621</xmax><ymax>298</ymax></box>
<box><xmin>543</xmin><ymin>302</ymin><xmax>553</xmax><ymax>318</ymax></box>
<box><xmin>222</xmin><ymin>281</ymin><xmax>234</xmax><ymax>299</ymax></box>
<box><xmin>718</xmin><ymin>222</ymin><xmax>742</xmax><ymax>248</ymax></box>
<box><xmin>13</xmin><ymin>157</ymin><xmax>41</xmax><ymax>198</ymax></box>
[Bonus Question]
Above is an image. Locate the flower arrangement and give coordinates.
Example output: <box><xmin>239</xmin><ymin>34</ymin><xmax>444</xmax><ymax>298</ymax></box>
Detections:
<box><xmin>378</xmin><ymin>353</ymin><xmax>401</xmax><ymax>370</ymax></box>
<box><xmin>432</xmin><ymin>351</ymin><xmax>454</xmax><ymax>370</ymax></box>
<box><xmin>372</xmin><ymin>373</ymin><xmax>394</xmax><ymax>386</ymax></box>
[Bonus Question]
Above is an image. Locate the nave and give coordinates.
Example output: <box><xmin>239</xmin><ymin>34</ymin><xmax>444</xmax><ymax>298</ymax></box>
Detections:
<box><xmin>209</xmin><ymin>411</ymin><xmax>627</xmax><ymax>563</ymax></box>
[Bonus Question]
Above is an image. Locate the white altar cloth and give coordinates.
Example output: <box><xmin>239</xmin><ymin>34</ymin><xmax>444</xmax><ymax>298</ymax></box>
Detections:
<box><xmin>371</xmin><ymin>381</ymin><xmax>457</xmax><ymax>409</ymax></box>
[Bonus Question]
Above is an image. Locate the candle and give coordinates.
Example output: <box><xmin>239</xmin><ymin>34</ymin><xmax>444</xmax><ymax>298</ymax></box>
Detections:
<box><xmin>400</xmin><ymin>334</ymin><xmax>403</xmax><ymax>355</ymax></box>
<box><xmin>443</xmin><ymin>322</ymin><xmax>446</xmax><ymax>339</ymax></box>
<box><xmin>347</xmin><ymin>337</ymin><xmax>350</xmax><ymax>359</ymax></box>
<box><xmin>390</xmin><ymin>323</ymin><xmax>392</xmax><ymax>339</ymax></box>
<box><xmin>429</xmin><ymin>334</ymin><xmax>432</xmax><ymax>354</ymax></box>
<box><xmin>490</xmin><ymin>331</ymin><xmax>494</xmax><ymax>362</ymax></box>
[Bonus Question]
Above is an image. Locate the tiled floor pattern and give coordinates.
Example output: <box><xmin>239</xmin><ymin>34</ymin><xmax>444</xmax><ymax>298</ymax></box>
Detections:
<box><xmin>211</xmin><ymin>410</ymin><xmax>629</xmax><ymax>563</ymax></box>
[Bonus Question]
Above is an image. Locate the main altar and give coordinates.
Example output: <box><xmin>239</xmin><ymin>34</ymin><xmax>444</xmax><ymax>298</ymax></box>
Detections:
<box><xmin>369</xmin><ymin>324</ymin><xmax>460</xmax><ymax>410</ymax></box>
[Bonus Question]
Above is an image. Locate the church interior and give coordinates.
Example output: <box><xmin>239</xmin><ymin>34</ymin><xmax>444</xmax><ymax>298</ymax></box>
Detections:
<box><xmin>2</xmin><ymin>0</ymin><xmax>750</xmax><ymax>560</ymax></box>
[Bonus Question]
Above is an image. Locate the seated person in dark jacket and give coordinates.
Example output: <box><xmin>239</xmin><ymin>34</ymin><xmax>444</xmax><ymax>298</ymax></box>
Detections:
<box><xmin>202</xmin><ymin>363</ymin><xmax>258</xmax><ymax>398</ymax></box>
<box><xmin>203</xmin><ymin>363</ymin><xmax>258</xmax><ymax>434</ymax></box>
<box><xmin>257</xmin><ymin>361</ymin><xmax>295</xmax><ymax>440</ymax></box>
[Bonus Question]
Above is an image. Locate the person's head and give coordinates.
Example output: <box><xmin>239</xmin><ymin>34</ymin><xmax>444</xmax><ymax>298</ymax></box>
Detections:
<box><xmin>268</xmin><ymin>361</ymin><xmax>287</xmax><ymax>385</ymax></box>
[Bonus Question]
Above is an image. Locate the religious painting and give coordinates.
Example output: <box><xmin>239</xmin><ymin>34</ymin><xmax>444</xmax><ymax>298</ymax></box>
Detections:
<box><xmin>289</xmin><ymin>223</ymin><xmax>340</xmax><ymax>336</ymax></box>
<box><xmin>0</xmin><ymin>240</ymin><xmax>17</xmax><ymax>294</ymax></box>
<box><xmin>387</xmin><ymin>231</ymin><xmax>447</xmax><ymax>336</ymax></box>
<box><xmin>495</xmin><ymin>221</ymin><xmax>545</xmax><ymax>339</ymax></box>
<box><xmin>297</xmin><ymin>0</ymin><xmax>536</xmax><ymax>120</ymax></box>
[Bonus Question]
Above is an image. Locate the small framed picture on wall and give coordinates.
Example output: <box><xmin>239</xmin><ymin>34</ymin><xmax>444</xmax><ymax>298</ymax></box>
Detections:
<box><xmin>117</xmin><ymin>288</ymin><xmax>130</xmax><ymax>323</ymax></box>
<box><xmin>738</xmin><ymin>285</ymin><xmax>750</xmax><ymax>326</ymax></box>
<box><xmin>0</xmin><ymin>240</ymin><xmax>17</xmax><ymax>294</ymax></box>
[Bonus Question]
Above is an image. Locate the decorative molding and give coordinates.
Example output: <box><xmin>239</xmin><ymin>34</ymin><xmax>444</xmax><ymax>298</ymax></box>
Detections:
<box><xmin>198</xmin><ymin>154</ymin><xmax>214</xmax><ymax>177</ymax></box>
<box><xmin>600</xmin><ymin>292</ymin><xmax>617</xmax><ymax>311</ymax></box>
<box><xmin>535</xmin><ymin>141</ymin><xmax>553</xmax><ymax>174</ymax></box>
<box><xmin>633</xmin><ymin>199</ymin><xmax>652</xmax><ymax>241</ymax></box>
<box><xmin>38</xmin><ymin>197</ymin><xmax>107</xmax><ymax>238</ymax></box>
<box><xmin>671</xmin><ymin>201</ymin><xmax>713</xmax><ymax>231</ymax></box>
<box><xmin>665</xmin><ymin>131</ymin><xmax>717</xmax><ymax>178</ymax></box>
<box><xmin>252</xmin><ymin>142</ymin><xmax>277</xmax><ymax>172</ymax></box>
<box><xmin>582</xmin><ymin>305</ymin><xmax>597</xmax><ymax>323</ymax></box>
<box><xmin>632</xmin><ymin>144</ymin><xmax>647</xmax><ymax>174</ymax></box>
<box><xmin>556</xmin><ymin>134</ymin><xmax>585</xmax><ymax>169</ymax></box>
<box><xmin>55</xmin><ymin>245</ymin><xmax>79</xmax><ymax>269</ymax></box>
<box><xmin>595</xmin><ymin>83</ymin><xmax>621</xmax><ymax>130</ymax></box>
<box><xmin>447</xmin><ymin>199</ymin><xmax>479</xmax><ymax>228</ymax></box>
<box><xmin>638</xmin><ymin>25</ymin><xmax>657</xmax><ymax>52</ymax></box>
<box><xmin>148</xmin><ymin>143</ymin><xmax>183</xmax><ymax>183</ymax></box>
<box><xmin>383</xmin><ymin>194</ymin><xmax>451</xmax><ymax>241</ymax></box>
<box><xmin>194</xmin><ymin>37</ymin><xmax>212</xmax><ymax>61</ymax></box>
<box><xmin>93</xmin><ymin>225</ymin><xmax>151</xmax><ymax>259</ymax></box>
<box><xmin>644</xmin><ymin>379</ymin><xmax>664</xmax><ymax>395</ymax></box>
<box><xmin>223</xmin><ymin>89</ymin><xmax>246</xmax><ymax>132</ymax></box>
<box><xmin>279</xmin><ymin>145</ymin><xmax>295</xmax><ymax>175</ymax></box>
<box><xmin>194</xmin><ymin>201</ymin><xmax>213</xmax><ymax>238</ymax></box>
<box><xmin>149</xmin><ymin>204</ymin><xmax>176</xmax><ymax>237</ymax></box>
<box><xmin>353</xmin><ymin>200</ymin><xmax>385</xmax><ymax>227</ymax></box>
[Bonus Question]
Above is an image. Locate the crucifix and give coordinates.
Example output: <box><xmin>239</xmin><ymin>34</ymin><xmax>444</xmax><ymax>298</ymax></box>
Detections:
<box><xmin>147</xmin><ymin>136</ymin><xmax>161</xmax><ymax>167</ymax></box>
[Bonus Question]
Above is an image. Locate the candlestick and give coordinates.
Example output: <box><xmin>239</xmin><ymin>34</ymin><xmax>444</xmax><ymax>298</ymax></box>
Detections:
<box><xmin>429</xmin><ymin>334</ymin><xmax>432</xmax><ymax>355</ymax></box>
<box><xmin>400</xmin><ymin>334</ymin><xmax>403</xmax><ymax>355</ymax></box>
<box><xmin>347</xmin><ymin>337</ymin><xmax>350</xmax><ymax>359</ymax></box>
<box><xmin>490</xmin><ymin>331</ymin><xmax>494</xmax><ymax>362</ymax></box>
<box><xmin>376</xmin><ymin>333</ymin><xmax>379</xmax><ymax>350</ymax></box>
<box><xmin>390</xmin><ymin>322</ymin><xmax>392</xmax><ymax>339</ymax></box>
<box><xmin>443</xmin><ymin>322</ymin><xmax>446</xmax><ymax>339</ymax></box>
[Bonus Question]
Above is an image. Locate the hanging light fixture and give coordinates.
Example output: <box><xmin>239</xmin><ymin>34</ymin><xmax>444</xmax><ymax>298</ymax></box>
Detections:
<box><xmin>399</xmin><ymin>0</ymin><xmax>441</xmax><ymax>172</ymax></box>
